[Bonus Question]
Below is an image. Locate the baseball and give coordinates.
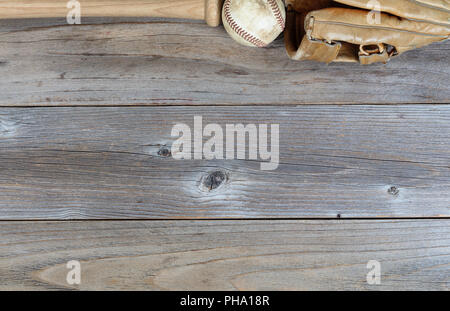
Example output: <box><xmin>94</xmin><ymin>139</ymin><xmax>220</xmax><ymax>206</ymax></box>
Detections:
<box><xmin>222</xmin><ymin>0</ymin><xmax>286</xmax><ymax>47</ymax></box>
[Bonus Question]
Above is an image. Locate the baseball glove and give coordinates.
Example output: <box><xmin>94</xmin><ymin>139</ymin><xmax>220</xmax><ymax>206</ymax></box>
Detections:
<box><xmin>285</xmin><ymin>0</ymin><xmax>450</xmax><ymax>64</ymax></box>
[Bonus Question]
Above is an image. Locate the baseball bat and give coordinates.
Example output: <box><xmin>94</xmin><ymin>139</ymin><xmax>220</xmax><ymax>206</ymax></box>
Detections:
<box><xmin>0</xmin><ymin>0</ymin><xmax>223</xmax><ymax>26</ymax></box>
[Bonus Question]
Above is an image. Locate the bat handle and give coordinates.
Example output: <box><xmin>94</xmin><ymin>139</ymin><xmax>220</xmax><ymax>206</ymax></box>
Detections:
<box><xmin>205</xmin><ymin>0</ymin><xmax>223</xmax><ymax>27</ymax></box>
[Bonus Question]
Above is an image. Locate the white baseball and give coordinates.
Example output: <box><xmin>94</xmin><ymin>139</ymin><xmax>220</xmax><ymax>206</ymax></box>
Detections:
<box><xmin>222</xmin><ymin>0</ymin><xmax>286</xmax><ymax>48</ymax></box>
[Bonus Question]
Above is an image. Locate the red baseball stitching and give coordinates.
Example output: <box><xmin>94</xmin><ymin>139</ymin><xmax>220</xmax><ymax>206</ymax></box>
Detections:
<box><xmin>268</xmin><ymin>0</ymin><xmax>285</xmax><ymax>30</ymax></box>
<box><xmin>223</xmin><ymin>0</ymin><xmax>267</xmax><ymax>47</ymax></box>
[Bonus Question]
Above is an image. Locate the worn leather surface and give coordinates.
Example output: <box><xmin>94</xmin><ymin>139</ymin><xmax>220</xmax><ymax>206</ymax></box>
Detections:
<box><xmin>285</xmin><ymin>0</ymin><xmax>450</xmax><ymax>64</ymax></box>
<box><xmin>223</xmin><ymin>0</ymin><xmax>286</xmax><ymax>47</ymax></box>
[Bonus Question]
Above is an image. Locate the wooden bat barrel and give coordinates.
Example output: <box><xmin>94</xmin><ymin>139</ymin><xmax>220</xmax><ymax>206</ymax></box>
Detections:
<box><xmin>0</xmin><ymin>0</ymin><xmax>223</xmax><ymax>26</ymax></box>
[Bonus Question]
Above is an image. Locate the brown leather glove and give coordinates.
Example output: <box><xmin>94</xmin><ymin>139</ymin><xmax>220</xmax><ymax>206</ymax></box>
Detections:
<box><xmin>285</xmin><ymin>0</ymin><xmax>450</xmax><ymax>64</ymax></box>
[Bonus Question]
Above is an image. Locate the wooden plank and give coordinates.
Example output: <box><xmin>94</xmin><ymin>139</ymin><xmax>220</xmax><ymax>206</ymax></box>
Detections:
<box><xmin>0</xmin><ymin>219</ymin><xmax>449</xmax><ymax>290</ymax></box>
<box><xmin>0</xmin><ymin>19</ymin><xmax>449</xmax><ymax>106</ymax></box>
<box><xmin>0</xmin><ymin>105</ymin><xmax>449</xmax><ymax>219</ymax></box>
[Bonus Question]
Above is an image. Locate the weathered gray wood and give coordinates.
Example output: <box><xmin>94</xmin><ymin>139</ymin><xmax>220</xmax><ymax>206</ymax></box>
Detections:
<box><xmin>0</xmin><ymin>19</ymin><xmax>449</xmax><ymax>106</ymax></box>
<box><xmin>1</xmin><ymin>219</ymin><xmax>449</xmax><ymax>290</ymax></box>
<box><xmin>0</xmin><ymin>105</ymin><xmax>449</xmax><ymax>219</ymax></box>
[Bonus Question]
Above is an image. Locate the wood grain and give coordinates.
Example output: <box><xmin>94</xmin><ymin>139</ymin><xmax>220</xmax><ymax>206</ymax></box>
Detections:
<box><xmin>1</xmin><ymin>219</ymin><xmax>449</xmax><ymax>290</ymax></box>
<box><xmin>0</xmin><ymin>19</ymin><xmax>449</xmax><ymax>106</ymax></box>
<box><xmin>0</xmin><ymin>105</ymin><xmax>449</xmax><ymax>219</ymax></box>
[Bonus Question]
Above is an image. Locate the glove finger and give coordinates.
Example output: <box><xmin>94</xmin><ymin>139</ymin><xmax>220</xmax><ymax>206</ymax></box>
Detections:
<box><xmin>309</xmin><ymin>8</ymin><xmax>449</xmax><ymax>47</ymax></box>
<box><xmin>334</xmin><ymin>0</ymin><xmax>450</xmax><ymax>26</ymax></box>
<box><xmin>286</xmin><ymin>0</ymin><xmax>334</xmax><ymax>12</ymax></box>
<box><xmin>306</xmin><ymin>7</ymin><xmax>449</xmax><ymax>63</ymax></box>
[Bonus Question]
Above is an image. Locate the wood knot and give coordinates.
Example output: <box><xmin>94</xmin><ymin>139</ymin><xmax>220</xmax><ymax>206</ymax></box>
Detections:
<box><xmin>387</xmin><ymin>186</ymin><xmax>399</xmax><ymax>196</ymax></box>
<box><xmin>157</xmin><ymin>146</ymin><xmax>171</xmax><ymax>158</ymax></box>
<box><xmin>200</xmin><ymin>170</ymin><xmax>228</xmax><ymax>192</ymax></box>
